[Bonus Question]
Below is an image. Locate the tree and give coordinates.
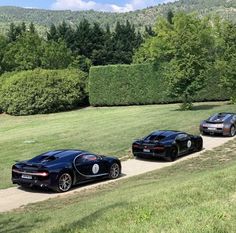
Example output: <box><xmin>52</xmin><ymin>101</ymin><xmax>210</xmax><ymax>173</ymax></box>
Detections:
<box><xmin>74</xmin><ymin>19</ymin><xmax>93</xmax><ymax>58</ymax></box>
<box><xmin>29</xmin><ymin>22</ymin><xmax>36</xmax><ymax>34</ymax></box>
<box><xmin>0</xmin><ymin>35</ymin><xmax>7</xmax><ymax>74</ymax></box>
<box><xmin>145</xmin><ymin>25</ymin><xmax>156</xmax><ymax>37</ymax></box>
<box><xmin>3</xmin><ymin>32</ymin><xmax>43</xmax><ymax>71</ymax></box>
<box><xmin>215</xmin><ymin>21</ymin><xmax>236</xmax><ymax>102</ymax></box>
<box><xmin>7</xmin><ymin>23</ymin><xmax>20</xmax><ymax>42</ymax></box>
<box><xmin>133</xmin><ymin>13</ymin><xmax>215</xmax><ymax>109</ymax></box>
<box><xmin>41</xmin><ymin>39</ymin><xmax>72</xmax><ymax>69</ymax></box>
<box><xmin>167</xmin><ymin>10</ymin><xmax>174</xmax><ymax>24</ymax></box>
<box><xmin>90</xmin><ymin>22</ymin><xmax>106</xmax><ymax>65</ymax></box>
<box><xmin>162</xmin><ymin>14</ymin><xmax>215</xmax><ymax>109</ymax></box>
<box><xmin>69</xmin><ymin>55</ymin><xmax>92</xmax><ymax>73</ymax></box>
<box><xmin>47</xmin><ymin>24</ymin><xmax>59</xmax><ymax>41</ymax></box>
<box><xmin>110</xmin><ymin>20</ymin><xmax>143</xmax><ymax>64</ymax></box>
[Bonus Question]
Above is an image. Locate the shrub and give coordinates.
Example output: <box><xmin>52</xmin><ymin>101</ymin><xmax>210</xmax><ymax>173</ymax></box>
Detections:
<box><xmin>0</xmin><ymin>69</ymin><xmax>88</xmax><ymax>115</ymax></box>
<box><xmin>89</xmin><ymin>63</ymin><xmax>231</xmax><ymax>106</ymax></box>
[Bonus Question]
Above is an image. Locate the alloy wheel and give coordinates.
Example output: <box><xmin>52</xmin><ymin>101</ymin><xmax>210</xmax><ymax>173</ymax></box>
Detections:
<box><xmin>109</xmin><ymin>163</ymin><xmax>120</xmax><ymax>179</ymax></box>
<box><xmin>58</xmin><ymin>173</ymin><xmax>72</xmax><ymax>192</ymax></box>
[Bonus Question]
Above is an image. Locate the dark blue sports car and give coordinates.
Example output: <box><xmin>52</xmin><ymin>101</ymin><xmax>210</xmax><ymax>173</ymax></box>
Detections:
<box><xmin>12</xmin><ymin>150</ymin><xmax>121</xmax><ymax>192</ymax></box>
<box><xmin>132</xmin><ymin>130</ymin><xmax>203</xmax><ymax>161</ymax></box>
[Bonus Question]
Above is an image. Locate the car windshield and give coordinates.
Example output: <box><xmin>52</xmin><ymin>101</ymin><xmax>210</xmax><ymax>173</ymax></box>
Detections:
<box><xmin>31</xmin><ymin>155</ymin><xmax>57</xmax><ymax>163</ymax></box>
<box><xmin>144</xmin><ymin>134</ymin><xmax>166</xmax><ymax>142</ymax></box>
<box><xmin>208</xmin><ymin>113</ymin><xmax>231</xmax><ymax>122</ymax></box>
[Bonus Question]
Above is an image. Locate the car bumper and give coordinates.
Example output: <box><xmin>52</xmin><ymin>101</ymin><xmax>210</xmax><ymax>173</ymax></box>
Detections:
<box><xmin>12</xmin><ymin>177</ymin><xmax>55</xmax><ymax>189</ymax></box>
<box><xmin>201</xmin><ymin>127</ymin><xmax>230</xmax><ymax>136</ymax></box>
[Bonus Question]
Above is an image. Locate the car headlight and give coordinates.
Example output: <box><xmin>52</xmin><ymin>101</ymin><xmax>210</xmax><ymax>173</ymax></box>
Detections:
<box><xmin>224</xmin><ymin>124</ymin><xmax>231</xmax><ymax>129</ymax></box>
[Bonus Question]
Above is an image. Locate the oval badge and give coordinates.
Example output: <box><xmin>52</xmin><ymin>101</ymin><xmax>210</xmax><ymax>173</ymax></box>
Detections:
<box><xmin>92</xmin><ymin>164</ymin><xmax>99</xmax><ymax>174</ymax></box>
<box><xmin>187</xmin><ymin>140</ymin><xmax>192</xmax><ymax>148</ymax></box>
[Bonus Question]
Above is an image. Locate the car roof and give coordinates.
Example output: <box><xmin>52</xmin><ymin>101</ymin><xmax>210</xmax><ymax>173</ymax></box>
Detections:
<box><xmin>208</xmin><ymin>113</ymin><xmax>235</xmax><ymax>121</ymax></box>
<box><xmin>217</xmin><ymin>112</ymin><xmax>235</xmax><ymax>116</ymax></box>
<box><xmin>151</xmin><ymin>130</ymin><xmax>184</xmax><ymax>137</ymax></box>
<box><xmin>42</xmin><ymin>150</ymin><xmax>88</xmax><ymax>158</ymax></box>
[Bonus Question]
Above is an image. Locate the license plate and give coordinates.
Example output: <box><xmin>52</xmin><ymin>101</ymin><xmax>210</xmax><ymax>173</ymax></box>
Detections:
<box><xmin>208</xmin><ymin>127</ymin><xmax>216</xmax><ymax>131</ymax></box>
<box><xmin>22</xmin><ymin>174</ymin><xmax>32</xmax><ymax>179</ymax></box>
<box><xmin>143</xmin><ymin>149</ymin><xmax>150</xmax><ymax>153</ymax></box>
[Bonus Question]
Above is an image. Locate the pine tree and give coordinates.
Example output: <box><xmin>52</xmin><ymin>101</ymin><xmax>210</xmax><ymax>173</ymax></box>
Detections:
<box><xmin>29</xmin><ymin>22</ymin><xmax>36</xmax><ymax>34</ymax></box>
<box><xmin>167</xmin><ymin>10</ymin><xmax>174</xmax><ymax>25</ymax></box>
<box><xmin>47</xmin><ymin>24</ymin><xmax>59</xmax><ymax>41</ymax></box>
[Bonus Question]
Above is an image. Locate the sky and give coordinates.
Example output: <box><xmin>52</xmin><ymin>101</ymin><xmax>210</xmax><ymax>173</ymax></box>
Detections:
<box><xmin>0</xmin><ymin>0</ymin><xmax>177</xmax><ymax>12</ymax></box>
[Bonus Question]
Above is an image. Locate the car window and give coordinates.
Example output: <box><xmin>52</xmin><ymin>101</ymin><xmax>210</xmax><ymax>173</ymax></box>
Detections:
<box><xmin>167</xmin><ymin>134</ymin><xmax>177</xmax><ymax>140</ymax></box>
<box><xmin>75</xmin><ymin>154</ymin><xmax>98</xmax><ymax>164</ymax></box>
<box><xmin>209</xmin><ymin>113</ymin><xmax>231</xmax><ymax>122</ymax></box>
<box><xmin>176</xmin><ymin>134</ymin><xmax>188</xmax><ymax>140</ymax></box>
<box><xmin>144</xmin><ymin>134</ymin><xmax>166</xmax><ymax>141</ymax></box>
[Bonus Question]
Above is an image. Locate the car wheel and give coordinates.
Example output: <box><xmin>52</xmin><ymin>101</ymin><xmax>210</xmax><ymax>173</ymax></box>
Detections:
<box><xmin>196</xmin><ymin>140</ymin><xmax>203</xmax><ymax>151</ymax></box>
<box><xmin>168</xmin><ymin>147</ymin><xmax>178</xmax><ymax>162</ymax></box>
<box><xmin>229</xmin><ymin>126</ymin><xmax>236</xmax><ymax>137</ymax></box>
<box><xmin>109</xmin><ymin>163</ymin><xmax>120</xmax><ymax>179</ymax></box>
<box><xmin>57</xmin><ymin>173</ymin><xmax>72</xmax><ymax>192</ymax></box>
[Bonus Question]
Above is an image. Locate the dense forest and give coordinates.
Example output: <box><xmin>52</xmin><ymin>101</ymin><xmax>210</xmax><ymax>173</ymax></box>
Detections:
<box><xmin>0</xmin><ymin>0</ymin><xmax>236</xmax><ymax>35</ymax></box>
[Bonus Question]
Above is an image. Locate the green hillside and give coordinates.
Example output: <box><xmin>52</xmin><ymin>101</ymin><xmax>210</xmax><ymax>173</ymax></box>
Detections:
<box><xmin>0</xmin><ymin>0</ymin><xmax>235</xmax><ymax>35</ymax></box>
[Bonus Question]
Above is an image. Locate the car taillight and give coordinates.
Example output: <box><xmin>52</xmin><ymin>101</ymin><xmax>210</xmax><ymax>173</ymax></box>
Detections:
<box><xmin>37</xmin><ymin>171</ymin><xmax>49</xmax><ymax>177</ymax></box>
<box><xmin>133</xmin><ymin>144</ymin><xmax>139</xmax><ymax>148</ymax></box>
<box><xmin>12</xmin><ymin>168</ymin><xmax>19</xmax><ymax>173</ymax></box>
<box><xmin>12</xmin><ymin>169</ymin><xmax>49</xmax><ymax>177</ymax></box>
<box><xmin>153</xmin><ymin>146</ymin><xmax>164</xmax><ymax>150</ymax></box>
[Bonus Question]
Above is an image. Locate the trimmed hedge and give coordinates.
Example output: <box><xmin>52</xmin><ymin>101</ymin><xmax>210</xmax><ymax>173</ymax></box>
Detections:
<box><xmin>89</xmin><ymin>63</ymin><xmax>231</xmax><ymax>106</ymax></box>
<box><xmin>0</xmin><ymin>69</ymin><xmax>88</xmax><ymax>115</ymax></box>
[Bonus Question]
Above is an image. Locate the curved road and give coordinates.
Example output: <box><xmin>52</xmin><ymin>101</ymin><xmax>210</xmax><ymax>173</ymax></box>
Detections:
<box><xmin>0</xmin><ymin>135</ymin><xmax>234</xmax><ymax>213</ymax></box>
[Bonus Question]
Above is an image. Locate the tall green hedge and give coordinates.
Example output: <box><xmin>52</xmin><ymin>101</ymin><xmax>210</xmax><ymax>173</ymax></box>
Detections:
<box><xmin>0</xmin><ymin>69</ymin><xmax>88</xmax><ymax>115</ymax></box>
<box><xmin>89</xmin><ymin>63</ymin><xmax>231</xmax><ymax>106</ymax></box>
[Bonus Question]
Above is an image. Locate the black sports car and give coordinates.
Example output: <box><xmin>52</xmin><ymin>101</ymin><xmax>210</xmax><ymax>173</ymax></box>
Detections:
<box><xmin>12</xmin><ymin>150</ymin><xmax>121</xmax><ymax>192</ymax></box>
<box><xmin>200</xmin><ymin>112</ymin><xmax>236</xmax><ymax>137</ymax></box>
<box><xmin>132</xmin><ymin>130</ymin><xmax>203</xmax><ymax>161</ymax></box>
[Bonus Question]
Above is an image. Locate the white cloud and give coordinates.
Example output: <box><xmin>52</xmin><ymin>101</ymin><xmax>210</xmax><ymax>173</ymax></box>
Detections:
<box><xmin>51</xmin><ymin>0</ymin><xmax>177</xmax><ymax>12</ymax></box>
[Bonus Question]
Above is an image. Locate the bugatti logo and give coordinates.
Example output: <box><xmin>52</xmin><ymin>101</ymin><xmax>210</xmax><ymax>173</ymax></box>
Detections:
<box><xmin>144</xmin><ymin>146</ymin><xmax>147</xmax><ymax>149</ymax></box>
<box><xmin>92</xmin><ymin>164</ymin><xmax>99</xmax><ymax>174</ymax></box>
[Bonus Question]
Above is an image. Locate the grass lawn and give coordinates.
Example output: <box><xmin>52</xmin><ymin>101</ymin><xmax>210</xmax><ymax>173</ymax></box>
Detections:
<box><xmin>0</xmin><ymin>138</ymin><xmax>236</xmax><ymax>232</ymax></box>
<box><xmin>0</xmin><ymin>101</ymin><xmax>236</xmax><ymax>189</ymax></box>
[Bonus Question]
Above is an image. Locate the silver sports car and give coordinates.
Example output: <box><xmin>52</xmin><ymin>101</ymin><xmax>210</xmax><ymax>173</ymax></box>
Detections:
<box><xmin>200</xmin><ymin>112</ymin><xmax>236</xmax><ymax>137</ymax></box>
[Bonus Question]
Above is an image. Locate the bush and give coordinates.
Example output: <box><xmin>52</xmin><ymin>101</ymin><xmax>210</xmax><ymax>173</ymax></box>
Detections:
<box><xmin>89</xmin><ymin>63</ymin><xmax>231</xmax><ymax>106</ymax></box>
<box><xmin>0</xmin><ymin>69</ymin><xmax>88</xmax><ymax>115</ymax></box>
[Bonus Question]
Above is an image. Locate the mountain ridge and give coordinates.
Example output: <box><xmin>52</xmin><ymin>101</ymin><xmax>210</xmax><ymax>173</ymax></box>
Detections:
<box><xmin>0</xmin><ymin>0</ymin><xmax>235</xmax><ymax>35</ymax></box>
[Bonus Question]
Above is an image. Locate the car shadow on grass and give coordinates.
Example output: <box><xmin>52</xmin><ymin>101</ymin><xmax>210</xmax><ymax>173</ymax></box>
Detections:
<box><xmin>135</xmin><ymin>156</ymin><xmax>168</xmax><ymax>163</ymax></box>
<box><xmin>202</xmin><ymin>134</ymin><xmax>233</xmax><ymax>138</ymax></box>
<box><xmin>16</xmin><ymin>175</ymin><xmax>124</xmax><ymax>194</ymax></box>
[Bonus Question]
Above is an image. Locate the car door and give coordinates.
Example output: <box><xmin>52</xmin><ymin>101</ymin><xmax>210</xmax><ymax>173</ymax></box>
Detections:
<box><xmin>175</xmin><ymin>134</ymin><xmax>192</xmax><ymax>154</ymax></box>
<box><xmin>74</xmin><ymin>154</ymin><xmax>107</xmax><ymax>180</ymax></box>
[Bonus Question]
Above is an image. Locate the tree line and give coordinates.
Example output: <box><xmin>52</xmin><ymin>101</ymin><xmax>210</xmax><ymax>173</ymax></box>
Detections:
<box><xmin>0</xmin><ymin>20</ymin><xmax>144</xmax><ymax>74</ymax></box>
<box><xmin>0</xmin><ymin>12</ymin><xmax>235</xmax><ymax>111</ymax></box>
